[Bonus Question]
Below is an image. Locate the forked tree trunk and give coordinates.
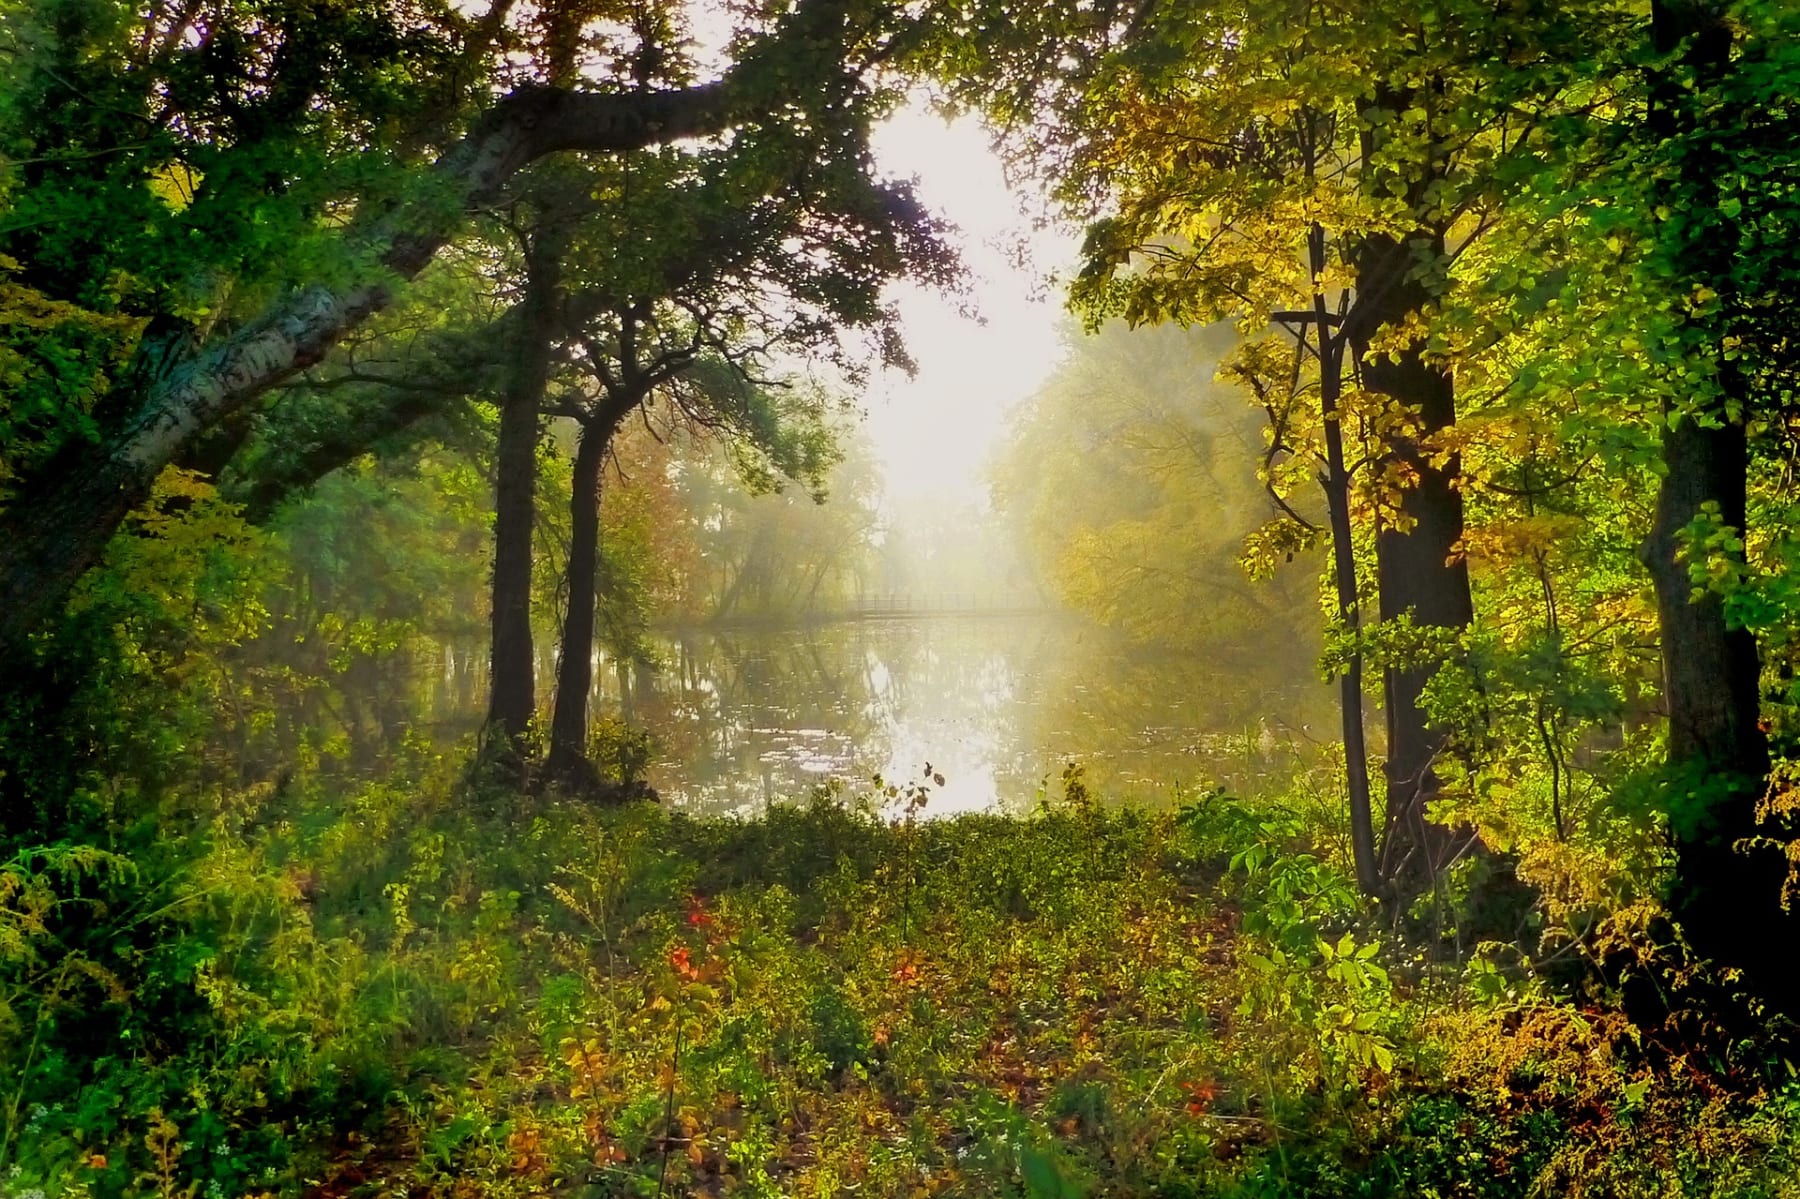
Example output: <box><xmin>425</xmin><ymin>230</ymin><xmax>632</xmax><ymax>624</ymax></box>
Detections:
<box><xmin>1304</xmin><ymin>224</ymin><xmax>1379</xmax><ymax>897</ymax></box>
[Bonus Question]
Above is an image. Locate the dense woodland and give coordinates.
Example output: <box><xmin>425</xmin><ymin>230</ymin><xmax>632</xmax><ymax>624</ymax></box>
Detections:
<box><xmin>4</xmin><ymin>0</ymin><xmax>1800</xmax><ymax>1194</ymax></box>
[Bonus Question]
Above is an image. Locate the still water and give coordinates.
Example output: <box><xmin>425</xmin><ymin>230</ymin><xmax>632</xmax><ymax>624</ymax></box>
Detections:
<box><xmin>511</xmin><ymin>614</ymin><xmax>1336</xmax><ymax>816</ymax></box>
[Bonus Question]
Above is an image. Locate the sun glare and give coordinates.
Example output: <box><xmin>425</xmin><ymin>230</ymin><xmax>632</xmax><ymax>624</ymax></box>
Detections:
<box><xmin>866</xmin><ymin>101</ymin><xmax>1081</xmax><ymax>512</ymax></box>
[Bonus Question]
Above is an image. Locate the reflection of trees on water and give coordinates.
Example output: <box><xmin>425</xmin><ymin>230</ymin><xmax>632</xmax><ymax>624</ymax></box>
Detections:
<box><xmin>243</xmin><ymin>638</ymin><xmax>487</xmax><ymax>775</ymax></box>
<box><xmin>1019</xmin><ymin>628</ymin><xmax>1334</xmax><ymax>801</ymax></box>
<box><xmin>577</xmin><ymin>614</ymin><xmax>1333</xmax><ymax>815</ymax></box>
<box><xmin>601</xmin><ymin>624</ymin><xmax>908</xmax><ymax>813</ymax></box>
<box><xmin>258</xmin><ymin>613</ymin><xmax>1332</xmax><ymax>812</ymax></box>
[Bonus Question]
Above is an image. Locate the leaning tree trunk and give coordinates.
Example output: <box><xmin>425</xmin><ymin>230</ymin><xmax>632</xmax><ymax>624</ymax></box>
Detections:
<box><xmin>546</xmin><ymin>411</ymin><xmax>625</xmax><ymax>784</ymax></box>
<box><xmin>1643</xmin><ymin>0</ymin><xmax>1796</xmax><ymax>1011</ymax></box>
<box><xmin>1324</xmin><ymin>418</ymin><xmax>1380</xmax><ymax>898</ymax></box>
<box><xmin>1348</xmin><ymin>230</ymin><xmax>1475</xmax><ymax>900</ymax></box>
<box><xmin>485</xmin><ymin>251</ymin><xmax>562</xmax><ymax>748</ymax></box>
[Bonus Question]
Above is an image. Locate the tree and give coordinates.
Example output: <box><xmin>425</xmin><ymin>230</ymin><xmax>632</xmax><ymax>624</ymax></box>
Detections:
<box><xmin>930</xmin><ymin>0</ymin><xmax>1523</xmax><ymax>894</ymax></box>
<box><xmin>1400</xmin><ymin>0</ymin><xmax>1800</xmax><ymax>1000</ymax></box>
<box><xmin>1241</xmin><ymin>223</ymin><xmax>1381</xmax><ymax>896</ymax></box>
<box><xmin>1632</xmin><ymin>0</ymin><xmax>1800</xmax><ymax>1009</ymax></box>
<box><xmin>462</xmin><ymin>24</ymin><xmax>954</xmax><ymax>776</ymax></box>
<box><xmin>485</xmin><ymin>211</ymin><xmax>569</xmax><ymax>745</ymax></box>
<box><xmin>0</xmin><ymin>0</ymin><xmax>906</xmax><ymax>665</ymax></box>
<box><xmin>992</xmin><ymin>319</ymin><xmax>1310</xmax><ymax>650</ymax></box>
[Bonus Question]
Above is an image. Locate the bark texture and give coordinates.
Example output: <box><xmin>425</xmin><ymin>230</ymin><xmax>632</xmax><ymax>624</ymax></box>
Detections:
<box><xmin>1347</xmin><ymin>228</ymin><xmax>1476</xmax><ymax>898</ymax></box>
<box><xmin>546</xmin><ymin>410</ymin><xmax>626</xmax><ymax>782</ymax></box>
<box><xmin>1644</xmin><ymin>0</ymin><xmax>1795</xmax><ymax>1011</ymax></box>
<box><xmin>485</xmin><ymin>251</ymin><xmax>562</xmax><ymax>746</ymax></box>
<box><xmin>1643</xmin><ymin>410</ymin><xmax>1785</xmax><ymax>1004</ymax></box>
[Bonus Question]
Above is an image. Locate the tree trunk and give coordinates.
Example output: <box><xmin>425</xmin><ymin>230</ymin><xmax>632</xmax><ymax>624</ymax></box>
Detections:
<box><xmin>1642</xmin><ymin>408</ymin><xmax>1787</xmax><ymax>999</ymax></box>
<box><xmin>1308</xmin><ymin>225</ymin><xmax>1380</xmax><ymax>899</ymax></box>
<box><xmin>547</xmin><ymin>414</ymin><xmax>616</xmax><ymax>781</ymax></box>
<box><xmin>1643</xmin><ymin>0</ymin><xmax>1796</xmax><ymax>1010</ymax></box>
<box><xmin>1646</xmin><ymin>426</ymin><xmax>1762</xmax><ymax>778</ymax></box>
<box><xmin>1348</xmin><ymin>230</ymin><xmax>1476</xmax><ymax>898</ymax></box>
<box><xmin>485</xmin><ymin>251</ymin><xmax>561</xmax><ymax>747</ymax></box>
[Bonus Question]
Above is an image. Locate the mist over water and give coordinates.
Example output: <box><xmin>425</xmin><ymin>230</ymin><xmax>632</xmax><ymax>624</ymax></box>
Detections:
<box><xmin>247</xmin><ymin>314</ymin><xmax>1332</xmax><ymax>812</ymax></box>
<box><xmin>654</xmin><ymin>615</ymin><xmax>1331</xmax><ymax>815</ymax></box>
<box><xmin>471</xmin><ymin>612</ymin><xmax>1333</xmax><ymax>815</ymax></box>
<box><xmin>325</xmin><ymin>314</ymin><xmax>1337</xmax><ymax>812</ymax></box>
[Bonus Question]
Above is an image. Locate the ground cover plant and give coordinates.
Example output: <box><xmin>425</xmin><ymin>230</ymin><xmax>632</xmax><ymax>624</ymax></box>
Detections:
<box><xmin>7</xmin><ymin>752</ymin><xmax>1800</xmax><ymax>1199</ymax></box>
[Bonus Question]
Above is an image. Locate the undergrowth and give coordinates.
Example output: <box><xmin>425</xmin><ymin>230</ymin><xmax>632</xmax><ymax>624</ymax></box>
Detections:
<box><xmin>4</xmin><ymin>759</ymin><xmax>1799</xmax><ymax>1198</ymax></box>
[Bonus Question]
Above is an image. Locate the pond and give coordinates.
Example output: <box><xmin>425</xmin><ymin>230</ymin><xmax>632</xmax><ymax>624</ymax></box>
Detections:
<box><xmin>522</xmin><ymin>614</ymin><xmax>1338</xmax><ymax>816</ymax></box>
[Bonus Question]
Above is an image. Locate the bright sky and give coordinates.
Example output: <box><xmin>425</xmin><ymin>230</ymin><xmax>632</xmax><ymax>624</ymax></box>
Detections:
<box><xmin>864</xmin><ymin>102</ymin><xmax>1082</xmax><ymax>511</ymax></box>
<box><xmin>678</xmin><ymin>4</ymin><xmax>1077</xmax><ymax>510</ymax></box>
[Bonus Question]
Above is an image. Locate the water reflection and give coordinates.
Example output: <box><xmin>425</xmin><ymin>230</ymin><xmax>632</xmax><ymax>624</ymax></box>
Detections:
<box><xmin>573</xmin><ymin>614</ymin><xmax>1334</xmax><ymax>815</ymax></box>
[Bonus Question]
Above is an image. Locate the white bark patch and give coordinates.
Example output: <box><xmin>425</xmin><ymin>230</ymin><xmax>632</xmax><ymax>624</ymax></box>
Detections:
<box><xmin>111</xmin><ymin>80</ymin><xmax>741</xmax><ymax>482</ymax></box>
<box><xmin>120</xmin><ymin>286</ymin><xmax>373</xmax><ymax>474</ymax></box>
